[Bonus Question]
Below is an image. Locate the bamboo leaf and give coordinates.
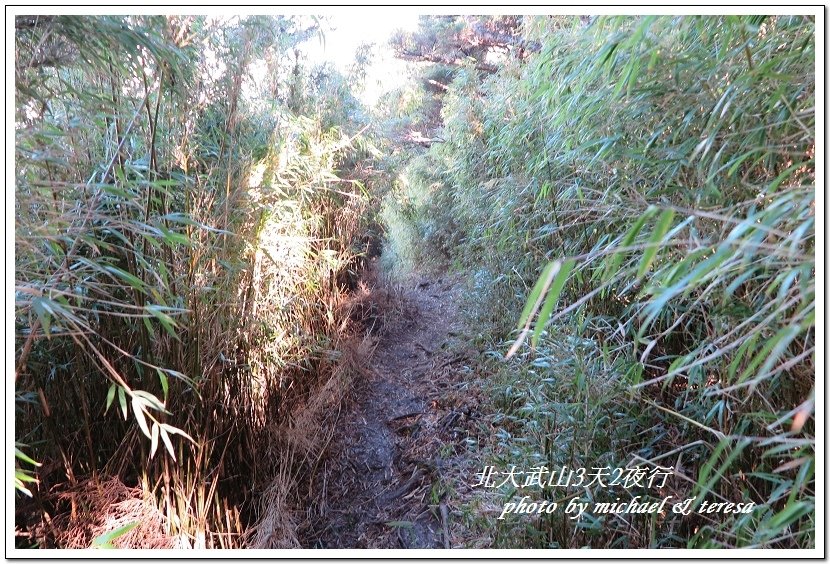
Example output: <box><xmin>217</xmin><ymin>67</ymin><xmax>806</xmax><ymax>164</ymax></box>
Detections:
<box><xmin>517</xmin><ymin>261</ymin><xmax>556</xmax><ymax>330</ymax></box>
<box><xmin>159</xmin><ymin>425</ymin><xmax>176</xmax><ymax>462</ymax></box>
<box><xmin>637</xmin><ymin>209</ymin><xmax>675</xmax><ymax>278</ymax></box>
<box><xmin>150</xmin><ymin>422</ymin><xmax>159</xmax><ymax>458</ymax></box>
<box><xmin>602</xmin><ymin>206</ymin><xmax>658</xmax><ymax>282</ymax></box>
<box><xmin>157</xmin><ymin>368</ymin><xmax>169</xmax><ymax>401</ymax></box>
<box><xmin>131</xmin><ymin>396</ymin><xmax>152</xmax><ymax>439</ymax></box>
<box><xmin>31</xmin><ymin>297</ymin><xmax>53</xmax><ymax>338</ymax></box>
<box><xmin>105</xmin><ymin>383</ymin><xmax>117</xmax><ymax>414</ymax></box>
<box><xmin>531</xmin><ymin>259</ymin><xmax>575</xmax><ymax>348</ymax></box>
<box><xmin>91</xmin><ymin>522</ymin><xmax>139</xmax><ymax>549</ymax></box>
<box><xmin>15</xmin><ymin>446</ymin><xmax>41</xmax><ymax>467</ymax></box>
<box><xmin>145</xmin><ymin>304</ymin><xmax>178</xmax><ymax>338</ymax></box>
<box><xmin>118</xmin><ymin>386</ymin><xmax>128</xmax><ymax>421</ymax></box>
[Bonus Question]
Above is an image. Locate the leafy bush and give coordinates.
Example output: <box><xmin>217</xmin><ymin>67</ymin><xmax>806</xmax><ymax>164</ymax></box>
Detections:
<box><xmin>15</xmin><ymin>15</ymin><xmax>377</xmax><ymax>548</ymax></box>
<box><xmin>382</xmin><ymin>15</ymin><xmax>814</xmax><ymax>548</ymax></box>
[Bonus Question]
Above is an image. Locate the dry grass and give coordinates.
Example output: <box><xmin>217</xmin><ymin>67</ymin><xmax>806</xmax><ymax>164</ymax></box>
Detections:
<box><xmin>249</xmin><ymin>279</ymin><xmax>394</xmax><ymax>548</ymax></box>
<box><xmin>26</xmin><ymin>477</ymin><xmax>174</xmax><ymax>549</ymax></box>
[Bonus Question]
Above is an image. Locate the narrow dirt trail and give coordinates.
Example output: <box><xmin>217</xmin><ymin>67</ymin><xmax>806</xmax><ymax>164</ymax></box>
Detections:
<box><xmin>304</xmin><ymin>264</ymin><xmax>477</xmax><ymax>548</ymax></box>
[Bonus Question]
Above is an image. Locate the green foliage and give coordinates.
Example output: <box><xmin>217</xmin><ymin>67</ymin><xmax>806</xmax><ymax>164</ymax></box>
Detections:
<box><xmin>381</xmin><ymin>15</ymin><xmax>814</xmax><ymax>548</ymax></box>
<box><xmin>14</xmin><ymin>444</ymin><xmax>41</xmax><ymax>498</ymax></box>
<box><xmin>91</xmin><ymin>522</ymin><xmax>139</xmax><ymax>549</ymax></box>
<box><xmin>15</xmin><ymin>14</ymin><xmax>378</xmax><ymax>548</ymax></box>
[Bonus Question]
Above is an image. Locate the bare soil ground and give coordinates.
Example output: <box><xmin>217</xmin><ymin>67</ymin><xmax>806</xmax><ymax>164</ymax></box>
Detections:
<box><xmin>303</xmin><ymin>261</ymin><xmax>481</xmax><ymax>548</ymax></box>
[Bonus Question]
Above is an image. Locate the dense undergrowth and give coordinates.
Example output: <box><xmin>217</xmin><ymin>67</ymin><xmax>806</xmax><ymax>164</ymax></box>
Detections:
<box><xmin>13</xmin><ymin>13</ymin><xmax>817</xmax><ymax>551</ymax></box>
<box><xmin>15</xmin><ymin>15</ymin><xmax>384</xmax><ymax>548</ymax></box>
<box><xmin>380</xmin><ymin>15</ymin><xmax>815</xmax><ymax>548</ymax></box>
